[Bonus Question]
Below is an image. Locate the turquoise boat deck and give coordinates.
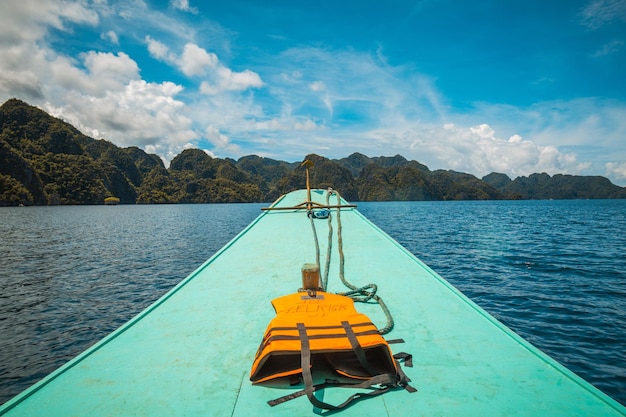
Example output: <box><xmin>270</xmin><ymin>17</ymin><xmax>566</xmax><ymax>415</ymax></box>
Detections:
<box><xmin>1</xmin><ymin>189</ymin><xmax>625</xmax><ymax>416</ymax></box>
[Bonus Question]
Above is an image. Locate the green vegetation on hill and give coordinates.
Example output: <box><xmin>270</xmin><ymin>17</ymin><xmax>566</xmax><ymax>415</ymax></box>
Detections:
<box><xmin>482</xmin><ymin>172</ymin><xmax>626</xmax><ymax>199</ymax></box>
<box><xmin>1</xmin><ymin>98</ymin><xmax>625</xmax><ymax>206</ymax></box>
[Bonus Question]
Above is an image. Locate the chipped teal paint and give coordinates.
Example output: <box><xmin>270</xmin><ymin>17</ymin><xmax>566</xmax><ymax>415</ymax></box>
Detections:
<box><xmin>1</xmin><ymin>189</ymin><xmax>625</xmax><ymax>416</ymax></box>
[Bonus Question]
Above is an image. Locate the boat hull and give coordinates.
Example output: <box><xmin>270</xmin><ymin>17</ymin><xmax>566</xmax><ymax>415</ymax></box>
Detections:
<box><xmin>1</xmin><ymin>189</ymin><xmax>624</xmax><ymax>416</ymax></box>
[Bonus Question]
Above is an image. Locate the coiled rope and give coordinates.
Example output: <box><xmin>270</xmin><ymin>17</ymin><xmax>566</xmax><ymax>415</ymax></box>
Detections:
<box><xmin>309</xmin><ymin>189</ymin><xmax>394</xmax><ymax>335</ymax></box>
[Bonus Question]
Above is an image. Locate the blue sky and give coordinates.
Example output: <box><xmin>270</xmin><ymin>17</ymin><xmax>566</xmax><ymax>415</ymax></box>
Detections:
<box><xmin>1</xmin><ymin>0</ymin><xmax>625</xmax><ymax>185</ymax></box>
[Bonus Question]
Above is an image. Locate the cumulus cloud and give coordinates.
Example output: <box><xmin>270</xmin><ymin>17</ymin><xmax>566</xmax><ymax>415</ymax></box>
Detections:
<box><xmin>0</xmin><ymin>1</ymin><xmax>99</xmax><ymax>99</ymax></box>
<box><xmin>2</xmin><ymin>0</ymin><xmax>624</xmax><ymax>185</ymax></box>
<box><xmin>200</xmin><ymin>67</ymin><xmax>263</xmax><ymax>95</ymax></box>
<box><xmin>0</xmin><ymin>71</ymin><xmax>44</xmax><ymax>100</ymax></box>
<box><xmin>0</xmin><ymin>3</ymin><xmax>261</xmax><ymax>165</ymax></box>
<box><xmin>84</xmin><ymin>51</ymin><xmax>140</xmax><ymax>86</ymax></box>
<box><xmin>145</xmin><ymin>37</ymin><xmax>262</xmax><ymax>93</ymax></box>
<box><xmin>46</xmin><ymin>79</ymin><xmax>196</xmax><ymax>150</ymax></box>
<box><xmin>364</xmin><ymin>122</ymin><xmax>589</xmax><ymax>180</ymax></box>
<box><xmin>227</xmin><ymin>45</ymin><xmax>624</xmax><ymax>184</ymax></box>
<box><xmin>0</xmin><ymin>2</ymin><xmax>204</xmax><ymax>165</ymax></box>
<box><xmin>205</xmin><ymin>125</ymin><xmax>240</xmax><ymax>153</ymax></box>
<box><xmin>45</xmin><ymin>51</ymin><xmax>140</xmax><ymax>99</ymax></box>
<box><xmin>146</xmin><ymin>36</ymin><xmax>173</xmax><ymax>62</ymax></box>
<box><xmin>0</xmin><ymin>0</ymin><xmax>99</xmax><ymax>44</ymax></box>
<box><xmin>180</xmin><ymin>43</ymin><xmax>218</xmax><ymax>76</ymax></box>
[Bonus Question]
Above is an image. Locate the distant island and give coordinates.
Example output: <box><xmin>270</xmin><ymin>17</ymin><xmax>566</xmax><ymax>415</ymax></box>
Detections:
<box><xmin>1</xmin><ymin>98</ymin><xmax>625</xmax><ymax>206</ymax></box>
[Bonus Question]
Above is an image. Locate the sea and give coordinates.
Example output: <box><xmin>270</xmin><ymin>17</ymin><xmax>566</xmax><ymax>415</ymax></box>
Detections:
<box><xmin>0</xmin><ymin>199</ymin><xmax>625</xmax><ymax>406</ymax></box>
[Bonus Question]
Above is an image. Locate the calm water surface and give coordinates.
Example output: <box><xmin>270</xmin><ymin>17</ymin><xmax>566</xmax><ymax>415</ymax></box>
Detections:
<box><xmin>1</xmin><ymin>200</ymin><xmax>625</xmax><ymax>406</ymax></box>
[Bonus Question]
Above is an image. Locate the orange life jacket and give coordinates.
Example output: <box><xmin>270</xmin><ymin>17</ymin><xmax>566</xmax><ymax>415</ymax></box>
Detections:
<box><xmin>250</xmin><ymin>291</ymin><xmax>414</xmax><ymax>410</ymax></box>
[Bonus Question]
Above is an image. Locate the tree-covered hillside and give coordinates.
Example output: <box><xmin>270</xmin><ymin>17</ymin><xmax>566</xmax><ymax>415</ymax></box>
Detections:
<box><xmin>1</xmin><ymin>98</ymin><xmax>625</xmax><ymax>206</ymax></box>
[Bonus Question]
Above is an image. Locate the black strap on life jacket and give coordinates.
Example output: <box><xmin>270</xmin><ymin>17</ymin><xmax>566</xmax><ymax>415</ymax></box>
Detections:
<box><xmin>268</xmin><ymin>322</ymin><xmax>416</xmax><ymax>410</ymax></box>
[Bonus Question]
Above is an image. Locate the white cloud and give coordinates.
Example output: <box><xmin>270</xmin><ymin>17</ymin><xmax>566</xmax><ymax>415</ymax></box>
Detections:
<box><xmin>445</xmin><ymin>99</ymin><xmax>626</xmax><ymax>183</ymax></box>
<box><xmin>100</xmin><ymin>30</ymin><xmax>119</xmax><ymax>45</ymax></box>
<box><xmin>1</xmin><ymin>0</ymin><xmax>624</xmax><ymax>186</ymax></box>
<box><xmin>309</xmin><ymin>81</ymin><xmax>326</xmax><ymax>92</ymax></box>
<box><xmin>144</xmin><ymin>37</ymin><xmax>262</xmax><ymax>93</ymax></box>
<box><xmin>83</xmin><ymin>51</ymin><xmax>140</xmax><ymax>85</ymax></box>
<box><xmin>200</xmin><ymin>67</ymin><xmax>263</xmax><ymax>95</ymax></box>
<box><xmin>205</xmin><ymin>125</ymin><xmax>240</xmax><ymax>152</ymax></box>
<box><xmin>169</xmin><ymin>0</ymin><xmax>198</xmax><ymax>14</ymax></box>
<box><xmin>0</xmin><ymin>1</ymin><xmax>100</xmax><ymax>100</ymax></box>
<box><xmin>261</xmin><ymin>46</ymin><xmax>445</xmax><ymax>131</ymax></box>
<box><xmin>0</xmin><ymin>0</ymin><xmax>259</xmax><ymax>166</ymax></box>
<box><xmin>0</xmin><ymin>72</ymin><xmax>43</xmax><ymax>100</ymax></box>
<box><xmin>362</xmin><ymin>122</ymin><xmax>589</xmax><ymax>181</ymax></box>
<box><xmin>146</xmin><ymin>35</ymin><xmax>173</xmax><ymax>62</ymax></box>
<box><xmin>592</xmin><ymin>39</ymin><xmax>624</xmax><ymax>57</ymax></box>
<box><xmin>469</xmin><ymin>123</ymin><xmax>495</xmax><ymax>139</ymax></box>
<box><xmin>0</xmin><ymin>1</ymin><xmax>202</xmax><ymax>166</ymax></box>
<box><xmin>606</xmin><ymin>161</ymin><xmax>626</xmax><ymax>182</ymax></box>
<box><xmin>579</xmin><ymin>0</ymin><xmax>626</xmax><ymax>29</ymax></box>
<box><xmin>201</xmin><ymin>45</ymin><xmax>624</xmax><ymax>185</ymax></box>
<box><xmin>280</xmin><ymin>71</ymin><xmax>303</xmax><ymax>83</ymax></box>
<box><xmin>254</xmin><ymin>117</ymin><xmax>319</xmax><ymax>131</ymax></box>
<box><xmin>46</xmin><ymin>79</ymin><xmax>196</xmax><ymax>150</ymax></box>
<box><xmin>180</xmin><ymin>43</ymin><xmax>218</xmax><ymax>76</ymax></box>
<box><xmin>45</xmin><ymin>51</ymin><xmax>140</xmax><ymax>99</ymax></box>
<box><xmin>0</xmin><ymin>0</ymin><xmax>99</xmax><ymax>45</ymax></box>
